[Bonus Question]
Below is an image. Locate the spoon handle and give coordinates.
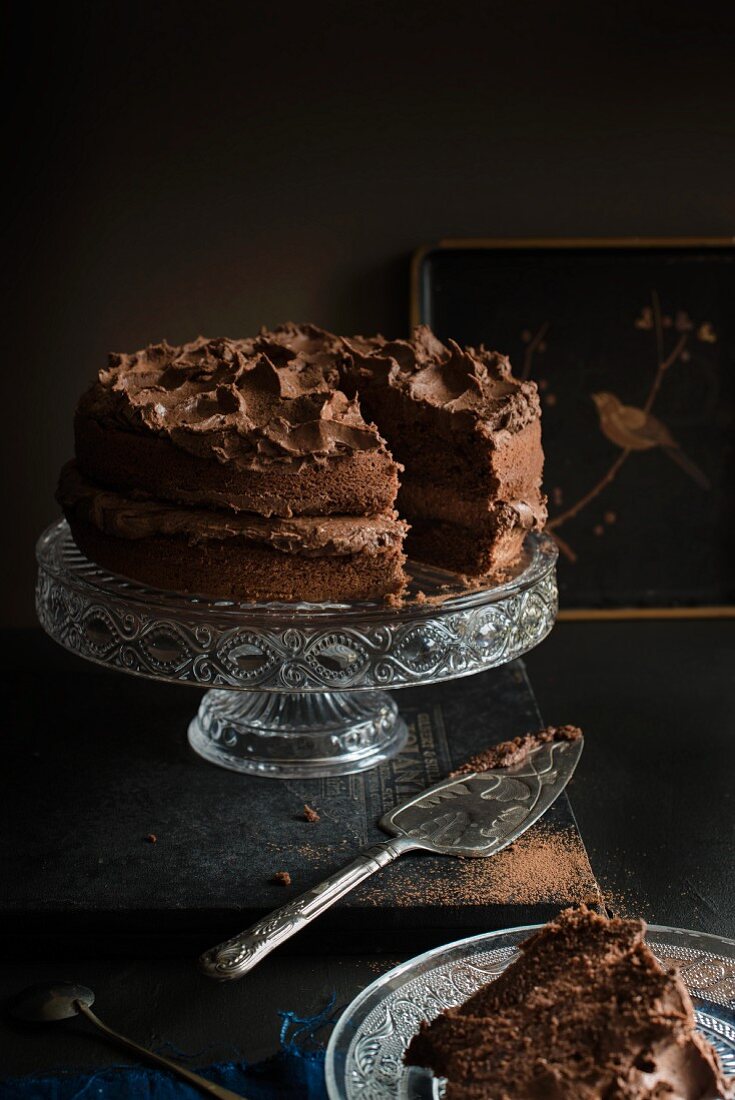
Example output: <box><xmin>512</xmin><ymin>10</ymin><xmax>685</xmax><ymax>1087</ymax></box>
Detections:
<box><xmin>199</xmin><ymin>834</ymin><xmax>420</xmax><ymax>981</ymax></box>
<box><xmin>75</xmin><ymin>1001</ymin><xmax>245</xmax><ymax>1100</ymax></box>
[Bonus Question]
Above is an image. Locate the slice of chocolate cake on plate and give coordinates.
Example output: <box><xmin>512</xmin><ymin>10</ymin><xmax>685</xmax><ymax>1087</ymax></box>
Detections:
<box><xmin>405</xmin><ymin>905</ymin><xmax>732</xmax><ymax>1099</ymax></box>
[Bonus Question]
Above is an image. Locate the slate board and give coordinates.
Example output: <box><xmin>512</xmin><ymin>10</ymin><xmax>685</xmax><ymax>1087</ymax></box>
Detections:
<box><xmin>2</xmin><ymin>631</ymin><xmax>599</xmax><ymax>957</ymax></box>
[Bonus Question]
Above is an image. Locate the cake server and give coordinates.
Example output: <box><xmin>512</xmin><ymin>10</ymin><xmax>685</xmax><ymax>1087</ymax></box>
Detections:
<box><xmin>199</xmin><ymin>734</ymin><xmax>583</xmax><ymax>981</ymax></box>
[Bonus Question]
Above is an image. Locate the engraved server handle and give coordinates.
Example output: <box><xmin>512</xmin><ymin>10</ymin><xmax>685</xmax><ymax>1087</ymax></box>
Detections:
<box><xmin>199</xmin><ymin>835</ymin><xmax>419</xmax><ymax>981</ymax></box>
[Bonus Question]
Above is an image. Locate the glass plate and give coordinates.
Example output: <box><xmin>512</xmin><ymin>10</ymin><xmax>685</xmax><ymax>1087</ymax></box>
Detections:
<box><xmin>325</xmin><ymin>924</ymin><xmax>735</xmax><ymax>1099</ymax></box>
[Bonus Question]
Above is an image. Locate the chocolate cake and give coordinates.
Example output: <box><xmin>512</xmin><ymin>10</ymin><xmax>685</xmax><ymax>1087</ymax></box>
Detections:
<box><xmin>58</xmin><ymin>323</ymin><xmax>545</xmax><ymax>601</ymax></box>
<box><xmin>404</xmin><ymin>906</ymin><xmax>732</xmax><ymax>1099</ymax></box>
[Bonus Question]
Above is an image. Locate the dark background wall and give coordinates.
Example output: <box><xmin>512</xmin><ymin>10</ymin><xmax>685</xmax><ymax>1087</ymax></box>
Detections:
<box><xmin>5</xmin><ymin>0</ymin><xmax>734</xmax><ymax>625</ymax></box>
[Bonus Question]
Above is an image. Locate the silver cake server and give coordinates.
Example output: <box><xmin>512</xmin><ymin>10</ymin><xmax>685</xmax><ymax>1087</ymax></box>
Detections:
<box><xmin>199</xmin><ymin>734</ymin><xmax>583</xmax><ymax>980</ymax></box>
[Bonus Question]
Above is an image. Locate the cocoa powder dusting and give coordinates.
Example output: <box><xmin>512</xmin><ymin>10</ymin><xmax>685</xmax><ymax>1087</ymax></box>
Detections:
<box><xmin>360</xmin><ymin>824</ymin><xmax>601</xmax><ymax>908</ymax></box>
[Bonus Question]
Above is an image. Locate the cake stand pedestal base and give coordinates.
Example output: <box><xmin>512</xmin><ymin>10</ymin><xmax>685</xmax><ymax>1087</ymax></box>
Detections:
<box><xmin>187</xmin><ymin>688</ymin><xmax>409</xmax><ymax>778</ymax></box>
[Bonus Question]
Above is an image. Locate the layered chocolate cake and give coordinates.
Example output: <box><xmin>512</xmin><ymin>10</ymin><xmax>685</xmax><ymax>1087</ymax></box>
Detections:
<box><xmin>58</xmin><ymin>323</ymin><xmax>545</xmax><ymax>601</ymax></box>
<box><xmin>404</xmin><ymin>906</ymin><xmax>732</xmax><ymax>1099</ymax></box>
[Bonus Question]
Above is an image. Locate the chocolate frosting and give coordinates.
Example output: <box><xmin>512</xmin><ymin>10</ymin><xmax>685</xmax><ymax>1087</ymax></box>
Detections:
<box><xmin>78</xmin><ymin>324</ymin><xmax>540</xmax><ymax>471</ymax></box>
<box><xmin>78</xmin><ymin>326</ymin><xmax>387</xmax><ymax>470</ymax></box>
<box><xmin>344</xmin><ymin>324</ymin><xmax>541</xmax><ymax>438</ymax></box>
<box><xmin>58</xmin><ymin>463</ymin><xmax>407</xmax><ymax>557</ymax></box>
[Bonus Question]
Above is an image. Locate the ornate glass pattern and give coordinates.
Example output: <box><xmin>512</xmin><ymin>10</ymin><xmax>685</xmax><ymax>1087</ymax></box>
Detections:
<box><xmin>36</xmin><ymin>521</ymin><xmax>558</xmax><ymax>777</ymax></box>
<box><xmin>36</xmin><ymin>521</ymin><xmax>557</xmax><ymax>691</ymax></box>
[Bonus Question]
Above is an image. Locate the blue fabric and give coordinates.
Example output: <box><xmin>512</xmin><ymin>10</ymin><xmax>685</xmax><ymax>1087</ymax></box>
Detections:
<box><xmin>1</xmin><ymin>997</ymin><xmax>338</xmax><ymax>1099</ymax></box>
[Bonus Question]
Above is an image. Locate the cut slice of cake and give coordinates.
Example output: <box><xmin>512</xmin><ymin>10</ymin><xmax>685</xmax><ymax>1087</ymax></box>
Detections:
<box><xmin>343</xmin><ymin>326</ymin><xmax>546</xmax><ymax>578</ymax></box>
<box><xmin>404</xmin><ymin>905</ymin><xmax>732</xmax><ymax>1099</ymax></box>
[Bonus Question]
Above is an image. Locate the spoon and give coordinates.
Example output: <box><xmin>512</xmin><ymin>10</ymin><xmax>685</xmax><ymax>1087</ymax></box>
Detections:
<box><xmin>11</xmin><ymin>982</ymin><xmax>245</xmax><ymax>1100</ymax></box>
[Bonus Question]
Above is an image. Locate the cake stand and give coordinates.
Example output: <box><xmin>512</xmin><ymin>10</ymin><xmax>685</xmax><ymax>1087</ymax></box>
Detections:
<box><xmin>35</xmin><ymin>520</ymin><xmax>558</xmax><ymax>779</ymax></box>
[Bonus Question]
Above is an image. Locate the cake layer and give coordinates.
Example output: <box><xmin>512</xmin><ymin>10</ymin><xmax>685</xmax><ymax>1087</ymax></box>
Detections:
<box><xmin>81</xmin><ymin>328</ymin><xmax>384</xmax><ymax>467</ymax></box>
<box><xmin>405</xmin><ymin>905</ymin><xmax>732</xmax><ymax>1100</ymax></box>
<box><xmin>75</xmin><ymin>416</ymin><xmax>399</xmax><ymax>518</ymax></box>
<box><xmin>58</xmin><ymin>465</ymin><xmax>407</xmax><ymax>601</ymax></box>
<box><xmin>65</xmin><ymin>516</ymin><xmax>406</xmax><ymax>602</ymax></box>
<box><xmin>76</xmin><ymin>327</ymin><xmax>399</xmax><ymax>517</ymax></box>
<box><xmin>406</xmin><ymin>514</ymin><xmax>532</xmax><ymax>577</ymax></box>
<box><xmin>345</xmin><ymin>326</ymin><xmax>542</xmax><ymax>441</ymax></box>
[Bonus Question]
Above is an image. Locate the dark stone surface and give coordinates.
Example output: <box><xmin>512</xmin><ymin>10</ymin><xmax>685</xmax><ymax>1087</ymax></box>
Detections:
<box><xmin>1</xmin><ymin>631</ymin><xmax>594</xmax><ymax>956</ymax></box>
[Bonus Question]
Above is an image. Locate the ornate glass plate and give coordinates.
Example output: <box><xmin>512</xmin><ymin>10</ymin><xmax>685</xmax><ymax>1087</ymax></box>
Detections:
<box><xmin>325</xmin><ymin>924</ymin><xmax>735</xmax><ymax>1099</ymax></box>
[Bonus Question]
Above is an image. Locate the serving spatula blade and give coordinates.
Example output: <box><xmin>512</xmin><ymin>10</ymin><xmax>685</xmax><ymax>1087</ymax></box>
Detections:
<box><xmin>199</xmin><ymin>735</ymin><xmax>583</xmax><ymax>980</ymax></box>
<box><xmin>379</xmin><ymin>734</ymin><xmax>583</xmax><ymax>857</ymax></box>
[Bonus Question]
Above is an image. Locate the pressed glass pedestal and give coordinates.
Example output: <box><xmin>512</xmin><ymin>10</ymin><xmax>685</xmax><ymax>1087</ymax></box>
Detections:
<box><xmin>36</xmin><ymin>520</ymin><xmax>557</xmax><ymax>779</ymax></box>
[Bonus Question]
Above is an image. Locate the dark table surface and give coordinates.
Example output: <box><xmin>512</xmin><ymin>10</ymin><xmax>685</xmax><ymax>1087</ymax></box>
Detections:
<box><xmin>1</xmin><ymin>620</ymin><xmax>733</xmax><ymax>1079</ymax></box>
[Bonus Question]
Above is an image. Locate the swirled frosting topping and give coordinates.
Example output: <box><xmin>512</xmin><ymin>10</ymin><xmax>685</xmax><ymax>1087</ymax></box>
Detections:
<box><xmin>79</xmin><ymin>326</ymin><xmax>385</xmax><ymax>468</ymax></box>
<box><xmin>78</xmin><ymin>324</ymin><xmax>540</xmax><ymax>469</ymax></box>
<box><xmin>344</xmin><ymin>325</ymin><xmax>541</xmax><ymax>436</ymax></box>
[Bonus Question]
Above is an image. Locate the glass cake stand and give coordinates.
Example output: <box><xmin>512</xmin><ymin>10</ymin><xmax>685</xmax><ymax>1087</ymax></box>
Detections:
<box><xmin>35</xmin><ymin>519</ymin><xmax>558</xmax><ymax>779</ymax></box>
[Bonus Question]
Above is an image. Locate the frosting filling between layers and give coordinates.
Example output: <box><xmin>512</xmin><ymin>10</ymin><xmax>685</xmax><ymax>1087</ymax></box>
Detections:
<box><xmin>58</xmin><ymin>463</ymin><xmax>407</xmax><ymax>557</ymax></box>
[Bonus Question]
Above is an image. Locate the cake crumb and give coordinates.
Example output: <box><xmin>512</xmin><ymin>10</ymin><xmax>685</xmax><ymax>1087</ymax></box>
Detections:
<box><xmin>450</xmin><ymin>725</ymin><xmax>582</xmax><ymax>776</ymax></box>
<box><xmin>272</xmin><ymin>870</ymin><xmax>292</xmax><ymax>886</ymax></box>
<box><xmin>144</xmin><ymin>834</ymin><xmax>157</xmax><ymax>844</ymax></box>
<box><xmin>302</xmin><ymin>803</ymin><xmax>320</xmax><ymax>823</ymax></box>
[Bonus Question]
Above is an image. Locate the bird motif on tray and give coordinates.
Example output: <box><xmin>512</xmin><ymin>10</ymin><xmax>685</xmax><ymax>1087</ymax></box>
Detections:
<box><xmin>591</xmin><ymin>392</ymin><xmax>710</xmax><ymax>490</ymax></box>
